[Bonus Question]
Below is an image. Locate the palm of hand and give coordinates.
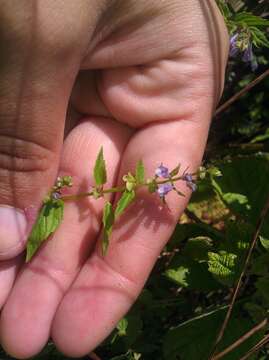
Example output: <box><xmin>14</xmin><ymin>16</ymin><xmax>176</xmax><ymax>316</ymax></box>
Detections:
<box><xmin>0</xmin><ymin>1</ymin><xmax>228</xmax><ymax>357</ymax></box>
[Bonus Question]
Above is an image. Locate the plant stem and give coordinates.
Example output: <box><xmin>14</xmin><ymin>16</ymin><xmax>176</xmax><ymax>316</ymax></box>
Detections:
<box><xmin>212</xmin><ymin>318</ymin><xmax>268</xmax><ymax>360</ymax></box>
<box><xmin>215</xmin><ymin>68</ymin><xmax>269</xmax><ymax>116</ymax></box>
<box><xmin>208</xmin><ymin>192</ymin><xmax>269</xmax><ymax>359</ymax></box>
<box><xmin>60</xmin><ymin>174</ymin><xmax>195</xmax><ymax>202</ymax></box>
<box><xmin>239</xmin><ymin>332</ymin><xmax>269</xmax><ymax>360</ymax></box>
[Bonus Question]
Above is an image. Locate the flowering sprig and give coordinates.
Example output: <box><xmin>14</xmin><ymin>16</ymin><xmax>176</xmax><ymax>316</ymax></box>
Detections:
<box><xmin>229</xmin><ymin>31</ymin><xmax>258</xmax><ymax>71</ymax></box>
<box><xmin>26</xmin><ymin>148</ymin><xmax>200</xmax><ymax>261</ymax></box>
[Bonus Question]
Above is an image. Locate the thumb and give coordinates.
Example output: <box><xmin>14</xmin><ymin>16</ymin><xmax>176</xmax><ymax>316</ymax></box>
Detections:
<box><xmin>0</xmin><ymin>2</ymin><xmax>102</xmax><ymax>259</ymax></box>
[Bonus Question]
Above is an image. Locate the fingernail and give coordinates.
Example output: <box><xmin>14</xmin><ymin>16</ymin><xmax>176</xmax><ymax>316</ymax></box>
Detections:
<box><xmin>0</xmin><ymin>206</ymin><xmax>28</xmax><ymax>260</ymax></box>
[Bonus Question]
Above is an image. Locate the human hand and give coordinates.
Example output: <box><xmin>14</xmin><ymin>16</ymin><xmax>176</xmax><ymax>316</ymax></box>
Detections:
<box><xmin>0</xmin><ymin>0</ymin><xmax>229</xmax><ymax>357</ymax></box>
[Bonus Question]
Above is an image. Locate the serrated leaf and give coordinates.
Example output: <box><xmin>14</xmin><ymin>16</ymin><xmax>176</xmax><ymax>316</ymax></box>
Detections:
<box><xmin>94</xmin><ymin>147</ymin><xmax>107</xmax><ymax>186</ymax></box>
<box><xmin>135</xmin><ymin>160</ymin><xmax>145</xmax><ymax>184</ymax></box>
<box><xmin>208</xmin><ymin>251</ymin><xmax>237</xmax><ymax>286</ymax></box>
<box><xmin>26</xmin><ymin>200</ymin><xmax>64</xmax><ymax>262</ymax></box>
<box><xmin>102</xmin><ymin>201</ymin><xmax>114</xmax><ymax>255</ymax></box>
<box><xmin>115</xmin><ymin>190</ymin><xmax>135</xmax><ymax>218</ymax></box>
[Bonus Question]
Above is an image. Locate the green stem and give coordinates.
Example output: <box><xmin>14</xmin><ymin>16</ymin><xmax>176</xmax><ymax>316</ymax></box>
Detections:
<box><xmin>60</xmin><ymin>173</ymin><xmax>196</xmax><ymax>202</ymax></box>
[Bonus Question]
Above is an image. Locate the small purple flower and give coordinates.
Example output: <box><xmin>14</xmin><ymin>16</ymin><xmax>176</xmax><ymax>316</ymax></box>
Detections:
<box><xmin>229</xmin><ymin>33</ymin><xmax>239</xmax><ymax>57</ymax></box>
<box><xmin>182</xmin><ymin>173</ymin><xmax>197</xmax><ymax>192</ymax></box>
<box><xmin>243</xmin><ymin>43</ymin><xmax>254</xmax><ymax>63</ymax></box>
<box><xmin>187</xmin><ymin>182</ymin><xmax>197</xmax><ymax>192</ymax></box>
<box><xmin>155</xmin><ymin>164</ymin><xmax>170</xmax><ymax>178</ymax></box>
<box><xmin>242</xmin><ymin>43</ymin><xmax>258</xmax><ymax>71</ymax></box>
<box><xmin>182</xmin><ymin>174</ymin><xmax>193</xmax><ymax>183</ymax></box>
<box><xmin>51</xmin><ymin>191</ymin><xmax>61</xmax><ymax>200</ymax></box>
<box><xmin>157</xmin><ymin>183</ymin><xmax>173</xmax><ymax>198</ymax></box>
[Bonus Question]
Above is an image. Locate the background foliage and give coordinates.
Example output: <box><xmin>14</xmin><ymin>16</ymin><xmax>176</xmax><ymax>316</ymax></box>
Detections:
<box><xmin>1</xmin><ymin>1</ymin><xmax>269</xmax><ymax>359</ymax></box>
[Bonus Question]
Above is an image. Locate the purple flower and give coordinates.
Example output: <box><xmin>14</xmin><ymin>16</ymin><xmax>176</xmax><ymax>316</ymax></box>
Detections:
<box><xmin>229</xmin><ymin>33</ymin><xmax>239</xmax><ymax>57</ymax></box>
<box><xmin>157</xmin><ymin>183</ymin><xmax>173</xmax><ymax>198</ymax></box>
<box><xmin>155</xmin><ymin>164</ymin><xmax>170</xmax><ymax>178</ymax></box>
<box><xmin>243</xmin><ymin>43</ymin><xmax>254</xmax><ymax>63</ymax></box>
<box><xmin>182</xmin><ymin>174</ymin><xmax>193</xmax><ymax>183</ymax></box>
<box><xmin>242</xmin><ymin>43</ymin><xmax>258</xmax><ymax>71</ymax></box>
<box><xmin>182</xmin><ymin>173</ymin><xmax>197</xmax><ymax>192</ymax></box>
<box><xmin>51</xmin><ymin>191</ymin><xmax>61</xmax><ymax>200</ymax></box>
<box><xmin>187</xmin><ymin>182</ymin><xmax>197</xmax><ymax>192</ymax></box>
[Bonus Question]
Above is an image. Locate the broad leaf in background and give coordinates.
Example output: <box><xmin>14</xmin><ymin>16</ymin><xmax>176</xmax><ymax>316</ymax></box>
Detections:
<box><xmin>26</xmin><ymin>200</ymin><xmax>64</xmax><ymax>262</ymax></box>
<box><xmin>94</xmin><ymin>147</ymin><xmax>107</xmax><ymax>186</ymax></box>
<box><xmin>102</xmin><ymin>201</ymin><xmax>115</xmax><ymax>255</ymax></box>
<box><xmin>163</xmin><ymin>306</ymin><xmax>262</xmax><ymax>360</ymax></box>
<box><xmin>210</xmin><ymin>156</ymin><xmax>269</xmax><ymax>227</ymax></box>
<box><xmin>165</xmin><ymin>254</ymin><xmax>220</xmax><ymax>291</ymax></box>
<box><xmin>115</xmin><ymin>190</ymin><xmax>135</xmax><ymax>218</ymax></box>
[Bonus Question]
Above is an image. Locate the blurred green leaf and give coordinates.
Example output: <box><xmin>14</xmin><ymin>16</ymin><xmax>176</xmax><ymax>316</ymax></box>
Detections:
<box><xmin>163</xmin><ymin>306</ymin><xmax>261</xmax><ymax>360</ymax></box>
<box><xmin>26</xmin><ymin>200</ymin><xmax>64</xmax><ymax>262</ymax></box>
<box><xmin>210</xmin><ymin>156</ymin><xmax>269</xmax><ymax>226</ymax></box>
<box><xmin>259</xmin><ymin>236</ymin><xmax>269</xmax><ymax>251</ymax></box>
<box><xmin>117</xmin><ymin>318</ymin><xmax>128</xmax><ymax>337</ymax></box>
<box><xmin>165</xmin><ymin>267</ymin><xmax>189</xmax><ymax>288</ymax></box>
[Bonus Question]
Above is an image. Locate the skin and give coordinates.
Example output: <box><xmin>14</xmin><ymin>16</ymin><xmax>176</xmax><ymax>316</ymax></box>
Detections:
<box><xmin>0</xmin><ymin>0</ymin><xmax>229</xmax><ymax>358</ymax></box>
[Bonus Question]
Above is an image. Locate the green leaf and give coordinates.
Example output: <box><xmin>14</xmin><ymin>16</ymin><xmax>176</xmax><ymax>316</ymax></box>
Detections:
<box><xmin>117</xmin><ymin>317</ymin><xmax>128</xmax><ymax>336</ymax></box>
<box><xmin>94</xmin><ymin>147</ymin><xmax>107</xmax><ymax>186</ymax></box>
<box><xmin>163</xmin><ymin>306</ymin><xmax>262</xmax><ymax>360</ymax></box>
<box><xmin>260</xmin><ymin>236</ymin><xmax>269</xmax><ymax>251</ymax></box>
<box><xmin>26</xmin><ymin>200</ymin><xmax>64</xmax><ymax>262</ymax></box>
<box><xmin>165</xmin><ymin>254</ymin><xmax>221</xmax><ymax>291</ymax></box>
<box><xmin>115</xmin><ymin>190</ymin><xmax>135</xmax><ymax>218</ymax></box>
<box><xmin>102</xmin><ymin>201</ymin><xmax>114</xmax><ymax>255</ymax></box>
<box><xmin>234</xmin><ymin>12</ymin><xmax>269</xmax><ymax>27</ymax></box>
<box><xmin>135</xmin><ymin>160</ymin><xmax>145</xmax><ymax>184</ymax></box>
<box><xmin>165</xmin><ymin>267</ymin><xmax>189</xmax><ymax>287</ymax></box>
<box><xmin>210</xmin><ymin>156</ymin><xmax>269</xmax><ymax>227</ymax></box>
<box><xmin>208</xmin><ymin>251</ymin><xmax>237</xmax><ymax>286</ymax></box>
<box><xmin>183</xmin><ymin>236</ymin><xmax>213</xmax><ymax>261</ymax></box>
<box><xmin>228</xmin><ymin>0</ymin><xmax>244</xmax><ymax>12</ymax></box>
<box><xmin>255</xmin><ymin>277</ymin><xmax>269</xmax><ymax>303</ymax></box>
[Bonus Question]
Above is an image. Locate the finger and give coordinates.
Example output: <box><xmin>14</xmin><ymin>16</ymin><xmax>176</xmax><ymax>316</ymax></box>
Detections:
<box><xmin>0</xmin><ymin>256</ymin><xmax>23</xmax><ymax>309</ymax></box>
<box><xmin>0</xmin><ymin>117</ymin><xmax>132</xmax><ymax>359</ymax></box>
<box><xmin>0</xmin><ymin>2</ymin><xmax>101</xmax><ymax>259</ymax></box>
<box><xmin>51</xmin><ymin>115</ymin><xmax>211</xmax><ymax>357</ymax></box>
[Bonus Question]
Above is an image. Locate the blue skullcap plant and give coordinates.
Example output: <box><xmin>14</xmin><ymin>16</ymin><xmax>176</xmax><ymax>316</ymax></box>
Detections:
<box><xmin>26</xmin><ymin>147</ymin><xmax>202</xmax><ymax>261</ymax></box>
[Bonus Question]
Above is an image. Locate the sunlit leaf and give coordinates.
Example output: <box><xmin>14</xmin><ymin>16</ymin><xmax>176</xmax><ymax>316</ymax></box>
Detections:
<box><xmin>26</xmin><ymin>200</ymin><xmax>64</xmax><ymax>262</ymax></box>
<box><xmin>135</xmin><ymin>160</ymin><xmax>145</xmax><ymax>184</ymax></box>
<box><xmin>94</xmin><ymin>147</ymin><xmax>107</xmax><ymax>186</ymax></box>
<box><xmin>208</xmin><ymin>251</ymin><xmax>237</xmax><ymax>286</ymax></box>
<box><xmin>115</xmin><ymin>190</ymin><xmax>135</xmax><ymax>218</ymax></box>
<box><xmin>102</xmin><ymin>201</ymin><xmax>114</xmax><ymax>255</ymax></box>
